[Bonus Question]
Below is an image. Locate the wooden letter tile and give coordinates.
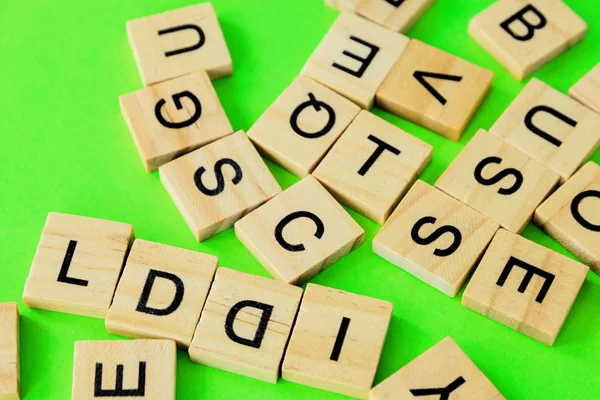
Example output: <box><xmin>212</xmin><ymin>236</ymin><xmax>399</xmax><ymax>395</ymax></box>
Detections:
<box><xmin>373</xmin><ymin>180</ymin><xmax>499</xmax><ymax>296</ymax></box>
<box><xmin>0</xmin><ymin>303</ymin><xmax>19</xmax><ymax>400</ymax></box>
<box><xmin>159</xmin><ymin>131</ymin><xmax>281</xmax><ymax>241</ymax></box>
<box><xmin>569</xmin><ymin>63</ymin><xmax>600</xmax><ymax>114</ymax></box>
<box><xmin>534</xmin><ymin>162</ymin><xmax>600</xmax><ymax>275</ymax></box>
<box><xmin>490</xmin><ymin>78</ymin><xmax>600</xmax><ymax>183</ymax></box>
<box><xmin>120</xmin><ymin>71</ymin><xmax>233</xmax><ymax>172</ymax></box>
<box><xmin>235</xmin><ymin>176</ymin><xmax>364</xmax><ymax>285</ymax></box>
<box><xmin>188</xmin><ymin>268</ymin><xmax>302</xmax><ymax>383</ymax></box>
<box><xmin>282</xmin><ymin>284</ymin><xmax>392</xmax><ymax>399</ymax></box>
<box><xmin>377</xmin><ymin>39</ymin><xmax>493</xmax><ymax>141</ymax></box>
<box><xmin>435</xmin><ymin>129</ymin><xmax>559</xmax><ymax>233</ymax></box>
<box><xmin>127</xmin><ymin>3</ymin><xmax>232</xmax><ymax>86</ymax></box>
<box><xmin>72</xmin><ymin>339</ymin><xmax>176</xmax><ymax>400</ymax></box>
<box><xmin>248</xmin><ymin>76</ymin><xmax>360</xmax><ymax>177</ymax></box>
<box><xmin>106</xmin><ymin>239</ymin><xmax>218</xmax><ymax>348</ymax></box>
<box><xmin>301</xmin><ymin>12</ymin><xmax>409</xmax><ymax>109</ymax></box>
<box><xmin>469</xmin><ymin>0</ymin><xmax>587</xmax><ymax>80</ymax></box>
<box><xmin>313</xmin><ymin>110</ymin><xmax>432</xmax><ymax>224</ymax></box>
<box><xmin>463</xmin><ymin>229</ymin><xmax>589</xmax><ymax>345</ymax></box>
<box><xmin>23</xmin><ymin>213</ymin><xmax>134</xmax><ymax>318</ymax></box>
<box><xmin>369</xmin><ymin>337</ymin><xmax>504</xmax><ymax>400</ymax></box>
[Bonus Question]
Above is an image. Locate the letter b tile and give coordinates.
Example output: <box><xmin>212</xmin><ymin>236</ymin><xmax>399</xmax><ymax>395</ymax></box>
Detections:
<box><xmin>463</xmin><ymin>229</ymin><xmax>589</xmax><ymax>345</ymax></box>
<box><xmin>188</xmin><ymin>268</ymin><xmax>302</xmax><ymax>383</ymax></box>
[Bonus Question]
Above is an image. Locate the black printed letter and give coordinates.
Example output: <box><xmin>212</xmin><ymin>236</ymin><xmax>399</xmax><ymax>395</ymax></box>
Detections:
<box><xmin>155</xmin><ymin>91</ymin><xmax>202</xmax><ymax>129</ymax></box>
<box><xmin>411</xmin><ymin>216</ymin><xmax>462</xmax><ymax>257</ymax></box>
<box><xmin>500</xmin><ymin>5</ymin><xmax>547</xmax><ymax>41</ymax></box>
<box><xmin>136</xmin><ymin>270</ymin><xmax>184</xmax><ymax>317</ymax></box>
<box><xmin>524</xmin><ymin>105</ymin><xmax>577</xmax><ymax>147</ymax></box>
<box><xmin>289</xmin><ymin>93</ymin><xmax>336</xmax><ymax>139</ymax></box>
<box><xmin>274</xmin><ymin>211</ymin><xmax>325</xmax><ymax>252</ymax></box>
<box><xmin>158</xmin><ymin>24</ymin><xmax>206</xmax><ymax>57</ymax></box>
<box><xmin>330</xmin><ymin>317</ymin><xmax>350</xmax><ymax>361</ymax></box>
<box><xmin>225</xmin><ymin>300</ymin><xmax>273</xmax><ymax>349</ymax></box>
<box><xmin>194</xmin><ymin>158</ymin><xmax>243</xmax><ymax>196</ymax></box>
<box><xmin>358</xmin><ymin>135</ymin><xmax>401</xmax><ymax>176</ymax></box>
<box><xmin>571</xmin><ymin>190</ymin><xmax>600</xmax><ymax>232</ymax></box>
<box><xmin>332</xmin><ymin>36</ymin><xmax>380</xmax><ymax>78</ymax></box>
<box><xmin>496</xmin><ymin>256</ymin><xmax>555</xmax><ymax>303</ymax></box>
<box><xmin>385</xmin><ymin>0</ymin><xmax>405</xmax><ymax>6</ymax></box>
<box><xmin>413</xmin><ymin>71</ymin><xmax>463</xmax><ymax>106</ymax></box>
<box><xmin>474</xmin><ymin>156</ymin><xmax>523</xmax><ymax>195</ymax></box>
<box><xmin>57</xmin><ymin>240</ymin><xmax>88</xmax><ymax>287</ymax></box>
<box><xmin>94</xmin><ymin>362</ymin><xmax>146</xmax><ymax>397</ymax></box>
<box><xmin>410</xmin><ymin>376</ymin><xmax>466</xmax><ymax>400</ymax></box>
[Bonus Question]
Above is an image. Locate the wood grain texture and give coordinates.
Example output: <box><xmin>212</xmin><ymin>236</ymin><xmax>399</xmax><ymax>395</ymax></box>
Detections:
<box><xmin>462</xmin><ymin>229</ymin><xmax>589</xmax><ymax>345</ymax></box>
<box><xmin>282</xmin><ymin>284</ymin><xmax>392</xmax><ymax>399</ymax></box>
<box><xmin>569</xmin><ymin>63</ymin><xmax>600</xmax><ymax>114</ymax></box>
<box><xmin>355</xmin><ymin>0</ymin><xmax>437</xmax><ymax>33</ymax></box>
<box><xmin>469</xmin><ymin>0</ymin><xmax>587</xmax><ymax>80</ymax></box>
<box><xmin>23</xmin><ymin>213</ymin><xmax>134</xmax><ymax>318</ymax></box>
<box><xmin>159</xmin><ymin>131</ymin><xmax>281</xmax><ymax>241</ymax></box>
<box><xmin>235</xmin><ymin>176</ymin><xmax>364</xmax><ymax>285</ymax></box>
<box><xmin>0</xmin><ymin>303</ymin><xmax>19</xmax><ymax>400</ymax></box>
<box><xmin>189</xmin><ymin>268</ymin><xmax>302</xmax><ymax>383</ymax></box>
<box><xmin>313</xmin><ymin>110</ymin><xmax>432</xmax><ymax>224</ymax></box>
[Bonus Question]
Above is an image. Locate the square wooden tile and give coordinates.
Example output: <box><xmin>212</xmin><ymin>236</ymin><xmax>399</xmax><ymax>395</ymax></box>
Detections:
<box><xmin>469</xmin><ymin>0</ymin><xmax>587</xmax><ymax>80</ymax></box>
<box><xmin>0</xmin><ymin>303</ymin><xmax>19</xmax><ymax>400</ymax></box>
<box><xmin>282</xmin><ymin>283</ymin><xmax>393</xmax><ymax>399</ymax></box>
<box><xmin>120</xmin><ymin>71</ymin><xmax>233</xmax><ymax>172</ymax></box>
<box><xmin>188</xmin><ymin>268</ymin><xmax>302</xmax><ymax>383</ymax></box>
<box><xmin>23</xmin><ymin>213</ymin><xmax>134</xmax><ymax>318</ymax></box>
<box><xmin>159</xmin><ymin>131</ymin><xmax>281</xmax><ymax>241</ymax></box>
<box><xmin>490</xmin><ymin>78</ymin><xmax>600</xmax><ymax>183</ymax></box>
<box><xmin>302</xmin><ymin>12</ymin><xmax>409</xmax><ymax>109</ymax></box>
<box><xmin>463</xmin><ymin>229</ymin><xmax>589</xmax><ymax>345</ymax></box>
<box><xmin>313</xmin><ymin>110</ymin><xmax>432</xmax><ymax>224</ymax></box>
<box><xmin>72</xmin><ymin>340</ymin><xmax>176</xmax><ymax>400</ymax></box>
<box><xmin>369</xmin><ymin>337</ymin><xmax>504</xmax><ymax>400</ymax></box>
<box><xmin>534</xmin><ymin>162</ymin><xmax>600</xmax><ymax>275</ymax></box>
<box><xmin>106</xmin><ymin>239</ymin><xmax>218</xmax><ymax>348</ymax></box>
<box><xmin>127</xmin><ymin>3</ymin><xmax>232</xmax><ymax>86</ymax></box>
<box><xmin>569</xmin><ymin>63</ymin><xmax>600</xmax><ymax>114</ymax></box>
<box><xmin>235</xmin><ymin>176</ymin><xmax>364</xmax><ymax>285</ymax></box>
<box><xmin>377</xmin><ymin>39</ymin><xmax>493</xmax><ymax>141</ymax></box>
<box><xmin>435</xmin><ymin>130</ymin><xmax>560</xmax><ymax>233</ymax></box>
<box><xmin>325</xmin><ymin>0</ymin><xmax>356</xmax><ymax>11</ymax></box>
<box><xmin>248</xmin><ymin>76</ymin><xmax>360</xmax><ymax>177</ymax></box>
<box><xmin>373</xmin><ymin>180</ymin><xmax>499</xmax><ymax>297</ymax></box>
<box><xmin>356</xmin><ymin>0</ymin><xmax>437</xmax><ymax>33</ymax></box>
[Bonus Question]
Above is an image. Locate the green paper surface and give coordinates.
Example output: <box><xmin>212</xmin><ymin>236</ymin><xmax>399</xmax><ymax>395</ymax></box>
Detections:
<box><xmin>1</xmin><ymin>0</ymin><xmax>599</xmax><ymax>398</ymax></box>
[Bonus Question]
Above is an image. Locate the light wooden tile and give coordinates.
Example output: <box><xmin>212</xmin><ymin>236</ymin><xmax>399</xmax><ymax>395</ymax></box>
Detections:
<box><xmin>23</xmin><ymin>213</ymin><xmax>134</xmax><ymax>318</ymax></box>
<box><xmin>302</xmin><ymin>12</ymin><xmax>409</xmax><ymax>109</ymax></box>
<box><xmin>106</xmin><ymin>239</ymin><xmax>218</xmax><ymax>348</ymax></box>
<box><xmin>356</xmin><ymin>0</ymin><xmax>437</xmax><ymax>33</ymax></box>
<box><xmin>377</xmin><ymin>39</ymin><xmax>493</xmax><ymax>141</ymax></box>
<box><xmin>248</xmin><ymin>76</ymin><xmax>361</xmax><ymax>177</ymax></box>
<box><xmin>325</xmin><ymin>0</ymin><xmax>356</xmax><ymax>12</ymax></box>
<box><xmin>373</xmin><ymin>180</ymin><xmax>499</xmax><ymax>297</ymax></box>
<box><xmin>159</xmin><ymin>131</ymin><xmax>281</xmax><ymax>241</ymax></box>
<box><xmin>127</xmin><ymin>3</ymin><xmax>232</xmax><ymax>86</ymax></box>
<box><xmin>569</xmin><ymin>63</ymin><xmax>600</xmax><ymax>114</ymax></box>
<box><xmin>0</xmin><ymin>303</ymin><xmax>19</xmax><ymax>400</ymax></box>
<box><xmin>313</xmin><ymin>110</ymin><xmax>432</xmax><ymax>224</ymax></box>
<box><xmin>235</xmin><ymin>176</ymin><xmax>364</xmax><ymax>285</ymax></box>
<box><xmin>534</xmin><ymin>162</ymin><xmax>600</xmax><ymax>275</ymax></box>
<box><xmin>72</xmin><ymin>339</ymin><xmax>176</xmax><ymax>400</ymax></box>
<box><xmin>463</xmin><ymin>229</ymin><xmax>589</xmax><ymax>345</ymax></box>
<box><xmin>282</xmin><ymin>283</ymin><xmax>392</xmax><ymax>399</ymax></box>
<box><xmin>469</xmin><ymin>0</ymin><xmax>587</xmax><ymax>81</ymax></box>
<box><xmin>120</xmin><ymin>71</ymin><xmax>233</xmax><ymax>172</ymax></box>
<box><xmin>189</xmin><ymin>268</ymin><xmax>302</xmax><ymax>383</ymax></box>
<box><xmin>490</xmin><ymin>78</ymin><xmax>600</xmax><ymax>183</ymax></box>
<box><xmin>435</xmin><ymin>129</ymin><xmax>559</xmax><ymax>233</ymax></box>
<box><xmin>369</xmin><ymin>337</ymin><xmax>504</xmax><ymax>400</ymax></box>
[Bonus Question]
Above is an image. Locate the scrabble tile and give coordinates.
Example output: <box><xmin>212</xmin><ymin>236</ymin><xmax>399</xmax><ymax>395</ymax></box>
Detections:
<box><xmin>377</xmin><ymin>39</ymin><xmax>493</xmax><ymax>141</ymax></box>
<box><xmin>248</xmin><ymin>76</ymin><xmax>361</xmax><ymax>177</ymax></box>
<box><xmin>569</xmin><ymin>63</ymin><xmax>600</xmax><ymax>114</ymax></box>
<box><xmin>534</xmin><ymin>162</ymin><xmax>600</xmax><ymax>275</ymax></box>
<box><xmin>127</xmin><ymin>3</ymin><xmax>232</xmax><ymax>86</ymax></box>
<box><xmin>282</xmin><ymin>283</ymin><xmax>392</xmax><ymax>399</ymax></box>
<box><xmin>106</xmin><ymin>239</ymin><xmax>218</xmax><ymax>348</ymax></box>
<box><xmin>120</xmin><ymin>71</ymin><xmax>233</xmax><ymax>172</ymax></box>
<box><xmin>463</xmin><ymin>229</ymin><xmax>589</xmax><ymax>345</ymax></box>
<box><xmin>313</xmin><ymin>110</ymin><xmax>432</xmax><ymax>224</ymax></box>
<box><xmin>369</xmin><ymin>337</ymin><xmax>504</xmax><ymax>400</ymax></box>
<box><xmin>188</xmin><ymin>268</ymin><xmax>302</xmax><ymax>383</ymax></box>
<box><xmin>490</xmin><ymin>78</ymin><xmax>600</xmax><ymax>183</ymax></box>
<box><xmin>0</xmin><ymin>303</ymin><xmax>19</xmax><ymax>400</ymax></box>
<box><xmin>235</xmin><ymin>176</ymin><xmax>364</xmax><ymax>285</ymax></box>
<box><xmin>435</xmin><ymin>130</ymin><xmax>559</xmax><ymax>233</ymax></box>
<box><xmin>302</xmin><ymin>12</ymin><xmax>409</xmax><ymax>109</ymax></box>
<box><xmin>72</xmin><ymin>339</ymin><xmax>176</xmax><ymax>400</ymax></box>
<box><xmin>160</xmin><ymin>131</ymin><xmax>281</xmax><ymax>241</ymax></box>
<box><xmin>469</xmin><ymin>0</ymin><xmax>587</xmax><ymax>81</ymax></box>
<box><xmin>373</xmin><ymin>180</ymin><xmax>499</xmax><ymax>296</ymax></box>
<box><xmin>23</xmin><ymin>213</ymin><xmax>134</xmax><ymax>318</ymax></box>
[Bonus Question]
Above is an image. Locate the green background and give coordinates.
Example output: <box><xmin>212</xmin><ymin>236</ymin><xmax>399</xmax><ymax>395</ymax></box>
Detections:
<box><xmin>1</xmin><ymin>0</ymin><xmax>599</xmax><ymax>398</ymax></box>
